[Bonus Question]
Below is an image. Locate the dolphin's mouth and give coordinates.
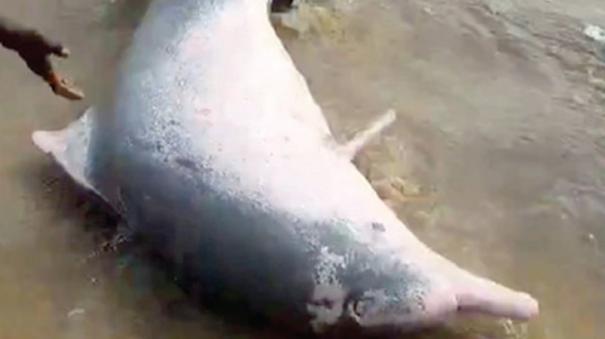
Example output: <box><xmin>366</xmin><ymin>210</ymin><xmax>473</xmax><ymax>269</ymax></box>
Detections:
<box><xmin>338</xmin><ymin>273</ymin><xmax>538</xmax><ymax>334</ymax></box>
<box><xmin>454</xmin><ymin>277</ymin><xmax>540</xmax><ymax>321</ymax></box>
<box><xmin>421</xmin><ymin>273</ymin><xmax>539</xmax><ymax>325</ymax></box>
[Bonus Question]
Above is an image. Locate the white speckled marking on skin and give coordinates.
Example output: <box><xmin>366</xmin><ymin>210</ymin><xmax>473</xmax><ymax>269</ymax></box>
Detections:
<box><xmin>307</xmin><ymin>246</ymin><xmax>348</xmax><ymax>331</ymax></box>
<box><xmin>307</xmin><ymin>284</ymin><xmax>347</xmax><ymax>332</ymax></box>
<box><xmin>315</xmin><ymin>246</ymin><xmax>346</xmax><ymax>285</ymax></box>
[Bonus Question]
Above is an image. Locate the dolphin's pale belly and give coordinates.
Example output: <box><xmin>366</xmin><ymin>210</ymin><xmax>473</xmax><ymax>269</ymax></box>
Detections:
<box><xmin>105</xmin><ymin>0</ymin><xmax>401</xmax><ymax>250</ymax></box>
<box><xmin>32</xmin><ymin>0</ymin><xmax>538</xmax><ymax>335</ymax></box>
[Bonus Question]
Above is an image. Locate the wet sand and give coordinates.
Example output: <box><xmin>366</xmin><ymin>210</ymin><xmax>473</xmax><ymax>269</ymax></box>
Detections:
<box><xmin>0</xmin><ymin>0</ymin><xmax>604</xmax><ymax>338</ymax></box>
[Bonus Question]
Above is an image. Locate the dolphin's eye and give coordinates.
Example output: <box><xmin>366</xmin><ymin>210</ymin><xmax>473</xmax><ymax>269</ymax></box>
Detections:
<box><xmin>351</xmin><ymin>296</ymin><xmax>373</xmax><ymax>319</ymax></box>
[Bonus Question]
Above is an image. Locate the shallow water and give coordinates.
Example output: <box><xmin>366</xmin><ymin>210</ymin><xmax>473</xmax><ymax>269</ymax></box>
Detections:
<box><xmin>0</xmin><ymin>0</ymin><xmax>604</xmax><ymax>338</ymax></box>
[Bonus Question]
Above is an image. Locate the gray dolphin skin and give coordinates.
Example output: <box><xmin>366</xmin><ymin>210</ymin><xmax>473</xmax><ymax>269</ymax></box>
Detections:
<box><xmin>32</xmin><ymin>0</ymin><xmax>538</xmax><ymax>335</ymax></box>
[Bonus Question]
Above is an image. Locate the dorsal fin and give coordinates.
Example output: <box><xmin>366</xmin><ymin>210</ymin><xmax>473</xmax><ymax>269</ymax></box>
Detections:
<box><xmin>339</xmin><ymin>109</ymin><xmax>396</xmax><ymax>160</ymax></box>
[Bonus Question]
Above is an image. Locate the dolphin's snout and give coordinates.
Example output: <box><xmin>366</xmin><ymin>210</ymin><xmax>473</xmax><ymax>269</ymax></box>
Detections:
<box><xmin>454</xmin><ymin>276</ymin><xmax>540</xmax><ymax>321</ymax></box>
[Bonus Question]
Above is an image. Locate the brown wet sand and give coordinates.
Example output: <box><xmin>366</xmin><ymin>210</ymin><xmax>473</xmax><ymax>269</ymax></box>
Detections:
<box><xmin>0</xmin><ymin>0</ymin><xmax>604</xmax><ymax>338</ymax></box>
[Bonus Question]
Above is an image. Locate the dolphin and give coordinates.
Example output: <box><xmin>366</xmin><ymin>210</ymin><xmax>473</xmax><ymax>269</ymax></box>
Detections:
<box><xmin>31</xmin><ymin>0</ymin><xmax>538</xmax><ymax>335</ymax></box>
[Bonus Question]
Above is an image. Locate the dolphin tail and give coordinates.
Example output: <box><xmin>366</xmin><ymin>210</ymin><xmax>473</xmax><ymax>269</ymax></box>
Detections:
<box><xmin>32</xmin><ymin>107</ymin><xmax>98</xmax><ymax>194</ymax></box>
